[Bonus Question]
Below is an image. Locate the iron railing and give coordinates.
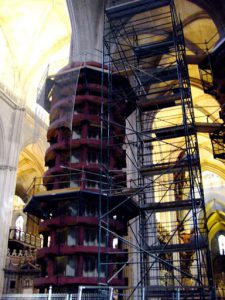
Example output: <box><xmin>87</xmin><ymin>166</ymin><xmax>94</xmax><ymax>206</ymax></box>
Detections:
<box><xmin>9</xmin><ymin>228</ymin><xmax>42</xmax><ymax>248</ymax></box>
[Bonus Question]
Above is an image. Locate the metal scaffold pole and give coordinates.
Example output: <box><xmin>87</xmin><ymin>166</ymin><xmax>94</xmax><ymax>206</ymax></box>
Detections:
<box><xmin>102</xmin><ymin>0</ymin><xmax>215</xmax><ymax>299</ymax></box>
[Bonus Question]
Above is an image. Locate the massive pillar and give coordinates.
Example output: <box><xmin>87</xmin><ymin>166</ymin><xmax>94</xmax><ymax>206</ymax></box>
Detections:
<box><xmin>25</xmin><ymin>0</ymin><xmax>138</xmax><ymax>292</ymax></box>
<box><xmin>0</xmin><ymin>101</ymin><xmax>25</xmax><ymax>294</ymax></box>
<box><xmin>66</xmin><ymin>0</ymin><xmax>106</xmax><ymax>63</ymax></box>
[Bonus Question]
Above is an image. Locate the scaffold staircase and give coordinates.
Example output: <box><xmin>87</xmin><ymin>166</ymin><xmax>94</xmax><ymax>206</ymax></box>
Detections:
<box><xmin>210</xmin><ymin>124</ymin><xmax>225</xmax><ymax>162</ymax></box>
<box><xmin>103</xmin><ymin>0</ymin><xmax>215</xmax><ymax>299</ymax></box>
<box><xmin>199</xmin><ymin>36</ymin><xmax>225</xmax><ymax>97</ymax></box>
<box><xmin>198</xmin><ymin>54</ymin><xmax>216</xmax><ymax>96</ymax></box>
<box><xmin>198</xmin><ymin>36</ymin><xmax>225</xmax><ymax>163</ymax></box>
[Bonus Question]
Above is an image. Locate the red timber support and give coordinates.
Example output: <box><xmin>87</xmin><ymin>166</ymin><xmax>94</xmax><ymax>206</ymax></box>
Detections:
<box><xmin>24</xmin><ymin>61</ymin><xmax>138</xmax><ymax>293</ymax></box>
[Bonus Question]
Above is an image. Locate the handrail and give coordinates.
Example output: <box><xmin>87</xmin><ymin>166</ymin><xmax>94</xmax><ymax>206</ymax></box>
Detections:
<box><xmin>9</xmin><ymin>228</ymin><xmax>42</xmax><ymax>248</ymax></box>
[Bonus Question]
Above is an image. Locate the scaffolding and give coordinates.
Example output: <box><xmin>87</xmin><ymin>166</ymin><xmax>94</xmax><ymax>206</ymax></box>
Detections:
<box><xmin>210</xmin><ymin>126</ymin><xmax>225</xmax><ymax>162</ymax></box>
<box><xmin>198</xmin><ymin>35</ymin><xmax>225</xmax><ymax>162</ymax></box>
<box><xmin>199</xmin><ymin>35</ymin><xmax>225</xmax><ymax>97</ymax></box>
<box><xmin>100</xmin><ymin>0</ymin><xmax>215</xmax><ymax>299</ymax></box>
<box><xmin>23</xmin><ymin>1</ymin><xmax>218</xmax><ymax>298</ymax></box>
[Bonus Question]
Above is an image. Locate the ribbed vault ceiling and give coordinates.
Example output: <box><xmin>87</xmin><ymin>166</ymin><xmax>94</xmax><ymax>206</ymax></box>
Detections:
<box><xmin>0</xmin><ymin>0</ymin><xmax>222</xmax><ymax>109</ymax></box>
<box><xmin>0</xmin><ymin>0</ymin><xmax>71</xmax><ymax>109</ymax></box>
<box><xmin>0</xmin><ymin>0</ymin><xmax>224</xmax><ymax>199</ymax></box>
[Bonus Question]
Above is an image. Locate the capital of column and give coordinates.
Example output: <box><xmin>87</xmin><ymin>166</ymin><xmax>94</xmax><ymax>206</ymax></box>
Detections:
<box><xmin>66</xmin><ymin>0</ymin><xmax>108</xmax><ymax>63</ymax></box>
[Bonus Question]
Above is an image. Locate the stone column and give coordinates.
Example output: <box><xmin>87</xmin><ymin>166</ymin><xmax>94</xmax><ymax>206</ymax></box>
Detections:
<box><xmin>0</xmin><ymin>96</ymin><xmax>25</xmax><ymax>294</ymax></box>
<box><xmin>66</xmin><ymin>0</ymin><xmax>107</xmax><ymax>63</ymax></box>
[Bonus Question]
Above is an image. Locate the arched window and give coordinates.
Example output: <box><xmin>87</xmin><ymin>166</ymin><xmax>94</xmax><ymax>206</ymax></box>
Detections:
<box><xmin>218</xmin><ymin>234</ymin><xmax>225</xmax><ymax>255</ymax></box>
<box><xmin>202</xmin><ymin>171</ymin><xmax>225</xmax><ymax>188</ymax></box>
<box><xmin>15</xmin><ymin>215</ymin><xmax>24</xmax><ymax>231</ymax></box>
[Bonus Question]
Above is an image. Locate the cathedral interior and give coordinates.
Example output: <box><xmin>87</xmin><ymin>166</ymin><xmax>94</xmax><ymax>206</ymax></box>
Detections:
<box><xmin>0</xmin><ymin>0</ymin><xmax>225</xmax><ymax>299</ymax></box>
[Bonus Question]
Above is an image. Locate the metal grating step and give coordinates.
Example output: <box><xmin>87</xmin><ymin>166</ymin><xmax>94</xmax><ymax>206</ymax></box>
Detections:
<box><xmin>134</xmin><ymin>39</ymin><xmax>174</xmax><ymax>58</ymax></box>
<box><xmin>140</xmin><ymin>159</ymin><xmax>197</xmax><ymax>176</ymax></box>
<box><xmin>106</xmin><ymin>0</ymin><xmax>171</xmax><ymax>21</ymax></box>
<box><xmin>142</xmin><ymin>125</ymin><xmax>195</xmax><ymax>141</ymax></box>
<box><xmin>145</xmin><ymin>240</ymin><xmax>207</xmax><ymax>253</ymax></box>
<box><xmin>138</xmin><ymin>89</ymin><xmax>183</xmax><ymax>111</ymax></box>
<box><xmin>135</xmin><ymin>66</ymin><xmax>178</xmax><ymax>86</ymax></box>
<box><xmin>195</xmin><ymin>122</ymin><xmax>222</xmax><ymax>133</ymax></box>
<box><xmin>141</xmin><ymin>123</ymin><xmax>222</xmax><ymax>141</ymax></box>
<box><xmin>140</xmin><ymin>198</ymin><xmax>202</xmax><ymax>212</ymax></box>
